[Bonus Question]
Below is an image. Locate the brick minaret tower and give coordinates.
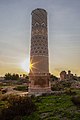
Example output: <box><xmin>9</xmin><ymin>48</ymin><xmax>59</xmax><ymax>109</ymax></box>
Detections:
<box><xmin>29</xmin><ymin>8</ymin><xmax>51</xmax><ymax>94</ymax></box>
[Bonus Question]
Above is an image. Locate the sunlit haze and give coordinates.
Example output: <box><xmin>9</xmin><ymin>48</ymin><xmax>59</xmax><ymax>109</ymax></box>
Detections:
<box><xmin>21</xmin><ymin>58</ymin><xmax>30</xmax><ymax>73</ymax></box>
<box><xmin>0</xmin><ymin>0</ymin><xmax>80</xmax><ymax>76</ymax></box>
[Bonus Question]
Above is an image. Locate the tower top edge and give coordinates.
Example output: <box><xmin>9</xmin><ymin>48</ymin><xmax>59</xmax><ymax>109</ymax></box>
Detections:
<box><xmin>31</xmin><ymin>8</ymin><xmax>47</xmax><ymax>15</ymax></box>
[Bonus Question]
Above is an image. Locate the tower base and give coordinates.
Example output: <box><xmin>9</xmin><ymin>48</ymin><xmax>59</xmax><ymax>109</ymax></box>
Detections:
<box><xmin>28</xmin><ymin>73</ymin><xmax>51</xmax><ymax>95</ymax></box>
<box><xmin>28</xmin><ymin>87</ymin><xmax>51</xmax><ymax>95</ymax></box>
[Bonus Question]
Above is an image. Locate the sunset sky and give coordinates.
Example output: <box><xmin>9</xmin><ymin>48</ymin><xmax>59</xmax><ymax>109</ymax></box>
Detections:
<box><xmin>0</xmin><ymin>0</ymin><xmax>80</xmax><ymax>76</ymax></box>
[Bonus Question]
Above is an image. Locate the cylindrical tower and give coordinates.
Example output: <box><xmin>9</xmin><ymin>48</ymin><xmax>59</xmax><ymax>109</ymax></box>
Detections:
<box><xmin>29</xmin><ymin>8</ymin><xmax>51</xmax><ymax>94</ymax></box>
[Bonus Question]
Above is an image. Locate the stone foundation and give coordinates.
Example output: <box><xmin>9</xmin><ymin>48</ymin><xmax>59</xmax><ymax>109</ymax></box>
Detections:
<box><xmin>29</xmin><ymin>73</ymin><xmax>51</xmax><ymax>95</ymax></box>
<box><xmin>28</xmin><ymin>87</ymin><xmax>51</xmax><ymax>95</ymax></box>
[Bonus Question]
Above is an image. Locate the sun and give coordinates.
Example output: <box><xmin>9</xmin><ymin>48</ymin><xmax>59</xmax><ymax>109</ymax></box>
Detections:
<box><xmin>29</xmin><ymin>59</ymin><xmax>41</xmax><ymax>72</ymax></box>
<box><xmin>29</xmin><ymin>62</ymin><xmax>36</xmax><ymax>72</ymax></box>
<box><xmin>21</xmin><ymin>58</ymin><xmax>40</xmax><ymax>73</ymax></box>
<box><xmin>30</xmin><ymin>63</ymin><xmax>33</xmax><ymax>70</ymax></box>
<box><xmin>29</xmin><ymin>60</ymin><xmax>35</xmax><ymax>72</ymax></box>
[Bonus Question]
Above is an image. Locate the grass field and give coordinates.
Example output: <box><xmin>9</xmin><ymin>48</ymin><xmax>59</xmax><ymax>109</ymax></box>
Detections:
<box><xmin>22</xmin><ymin>93</ymin><xmax>80</xmax><ymax>120</ymax></box>
<box><xmin>0</xmin><ymin>90</ymin><xmax>80</xmax><ymax>120</ymax></box>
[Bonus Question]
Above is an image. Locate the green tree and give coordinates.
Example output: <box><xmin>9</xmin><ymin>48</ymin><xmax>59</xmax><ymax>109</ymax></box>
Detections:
<box><xmin>26</xmin><ymin>75</ymin><xmax>29</xmax><ymax>79</ymax></box>
<box><xmin>4</xmin><ymin>73</ymin><xmax>19</xmax><ymax>80</ymax></box>
<box><xmin>5</xmin><ymin>73</ymin><xmax>12</xmax><ymax>80</ymax></box>
<box><xmin>11</xmin><ymin>74</ymin><xmax>19</xmax><ymax>80</ymax></box>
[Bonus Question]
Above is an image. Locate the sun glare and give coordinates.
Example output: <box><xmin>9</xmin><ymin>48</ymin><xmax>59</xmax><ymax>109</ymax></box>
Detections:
<box><xmin>29</xmin><ymin>59</ymin><xmax>35</xmax><ymax>72</ymax></box>
<box><xmin>21</xmin><ymin>58</ymin><xmax>40</xmax><ymax>73</ymax></box>
<box><xmin>30</xmin><ymin>63</ymin><xmax>33</xmax><ymax>70</ymax></box>
<box><xmin>29</xmin><ymin>59</ymin><xmax>40</xmax><ymax>72</ymax></box>
<box><xmin>21</xmin><ymin>58</ymin><xmax>30</xmax><ymax>73</ymax></box>
<box><xmin>29</xmin><ymin>62</ymin><xmax>36</xmax><ymax>72</ymax></box>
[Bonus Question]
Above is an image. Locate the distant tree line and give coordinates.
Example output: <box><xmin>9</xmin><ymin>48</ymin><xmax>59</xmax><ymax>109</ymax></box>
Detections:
<box><xmin>4</xmin><ymin>73</ymin><xmax>19</xmax><ymax>80</ymax></box>
<box><xmin>4</xmin><ymin>73</ymin><xmax>29</xmax><ymax>80</ymax></box>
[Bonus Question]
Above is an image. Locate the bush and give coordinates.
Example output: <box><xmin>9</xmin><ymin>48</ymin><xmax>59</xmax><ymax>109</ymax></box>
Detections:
<box><xmin>71</xmin><ymin>95</ymin><xmax>80</xmax><ymax>106</ymax></box>
<box><xmin>64</xmin><ymin>89</ymin><xmax>76</xmax><ymax>95</ymax></box>
<box><xmin>51</xmin><ymin>84</ymin><xmax>63</xmax><ymax>91</ymax></box>
<box><xmin>1</xmin><ymin>88</ymin><xmax>7</xmax><ymax>94</ymax></box>
<box><xmin>35</xmin><ymin>96</ymin><xmax>42</xmax><ymax>103</ymax></box>
<box><xmin>13</xmin><ymin>85</ymin><xmax>28</xmax><ymax>91</ymax></box>
<box><xmin>61</xmin><ymin>81</ymin><xmax>71</xmax><ymax>88</ymax></box>
<box><xmin>0</xmin><ymin>95</ymin><xmax>36</xmax><ymax>120</ymax></box>
<box><xmin>51</xmin><ymin>81</ymin><xmax>72</xmax><ymax>91</ymax></box>
<box><xmin>22</xmin><ymin>112</ymin><xmax>40</xmax><ymax>120</ymax></box>
<box><xmin>41</xmin><ymin>93</ymin><xmax>51</xmax><ymax>97</ymax></box>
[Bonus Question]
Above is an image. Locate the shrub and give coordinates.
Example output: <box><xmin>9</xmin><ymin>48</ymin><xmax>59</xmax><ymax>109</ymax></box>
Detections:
<box><xmin>13</xmin><ymin>116</ymin><xmax>22</xmax><ymax>120</ymax></box>
<box><xmin>22</xmin><ymin>112</ymin><xmax>40</xmax><ymax>120</ymax></box>
<box><xmin>51</xmin><ymin>84</ymin><xmax>63</xmax><ymax>91</ymax></box>
<box><xmin>51</xmin><ymin>81</ymin><xmax>72</xmax><ymax>91</ymax></box>
<box><xmin>1</xmin><ymin>88</ymin><xmax>7</xmax><ymax>94</ymax></box>
<box><xmin>30</xmin><ymin>94</ymin><xmax>35</xmax><ymax>99</ymax></box>
<box><xmin>71</xmin><ymin>95</ymin><xmax>80</xmax><ymax>106</ymax></box>
<box><xmin>0</xmin><ymin>95</ymin><xmax>36</xmax><ymax>120</ymax></box>
<box><xmin>35</xmin><ymin>96</ymin><xmax>42</xmax><ymax>103</ymax></box>
<box><xmin>64</xmin><ymin>89</ymin><xmax>76</xmax><ymax>95</ymax></box>
<box><xmin>13</xmin><ymin>85</ymin><xmax>28</xmax><ymax>91</ymax></box>
<box><xmin>41</xmin><ymin>93</ymin><xmax>49</xmax><ymax>96</ymax></box>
